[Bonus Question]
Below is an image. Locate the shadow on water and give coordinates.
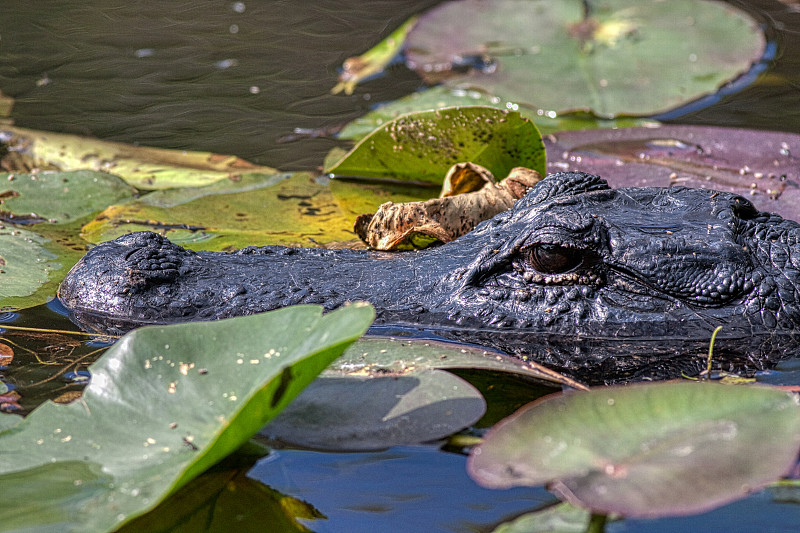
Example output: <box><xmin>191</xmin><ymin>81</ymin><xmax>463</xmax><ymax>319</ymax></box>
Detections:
<box><xmin>3</xmin><ymin>1</ymin><xmax>800</xmax><ymax>531</ymax></box>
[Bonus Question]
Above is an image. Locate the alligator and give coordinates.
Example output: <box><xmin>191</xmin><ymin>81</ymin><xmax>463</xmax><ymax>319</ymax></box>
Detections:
<box><xmin>58</xmin><ymin>171</ymin><xmax>800</xmax><ymax>383</ymax></box>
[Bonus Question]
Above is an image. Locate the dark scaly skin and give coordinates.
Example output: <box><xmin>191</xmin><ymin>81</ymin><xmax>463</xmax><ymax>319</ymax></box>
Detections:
<box><xmin>58</xmin><ymin>172</ymin><xmax>800</xmax><ymax>383</ymax></box>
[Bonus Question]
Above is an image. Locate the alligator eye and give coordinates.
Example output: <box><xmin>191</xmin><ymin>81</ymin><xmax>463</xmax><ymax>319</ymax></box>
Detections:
<box><xmin>527</xmin><ymin>244</ymin><xmax>583</xmax><ymax>274</ymax></box>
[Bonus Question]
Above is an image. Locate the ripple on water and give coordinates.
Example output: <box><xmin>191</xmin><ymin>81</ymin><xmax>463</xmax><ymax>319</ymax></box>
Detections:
<box><xmin>0</xmin><ymin>311</ymin><xmax>20</xmax><ymax>323</ymax></box>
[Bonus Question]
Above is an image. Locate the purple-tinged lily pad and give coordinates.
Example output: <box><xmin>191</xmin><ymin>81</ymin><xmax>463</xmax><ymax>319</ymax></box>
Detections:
<box><xmin>468</xmin><ymin>382</ymin><xmax>800</xmax><ymax>518</ymax></box>
<box><xmin>544</xmin><ymin>125</ymin><xmax>800</xmax><ymax>221</ymax></box>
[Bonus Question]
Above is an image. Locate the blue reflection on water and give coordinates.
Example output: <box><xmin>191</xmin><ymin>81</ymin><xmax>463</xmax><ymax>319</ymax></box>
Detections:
<box><xmin>249</xmin><ymin>445</ymin><xmax>553</xmax><ymax>533</ymax></box>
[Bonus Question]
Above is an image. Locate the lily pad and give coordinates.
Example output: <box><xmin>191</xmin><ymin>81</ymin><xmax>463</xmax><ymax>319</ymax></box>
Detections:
<box><xmin>1</xmin><ymin>170</ymin><xmax>135</xmax><ymax>224</ymax></box>
<box><xmin>262</xmin><ymin>335</ymin><xmax>584</xmax><ymax>451</ymax></box>
<box><xmin>468</xmin><ymin>382</ymin><xmax>800</xmax><ymax>518</ymax></box>
<box><xmin>0</xmin><ymin>227</ymin><xmax>83</xmax><ymax>310</ymax></box>
<box><xmin>263</xmin><ymin>370</ymin><xmax>486</xmax><ymax>451</ymax></box>
<box><xmin>0</xmin><ymin>303</ymin><xmax>374</xmax><ymax>532</ymax></box>
<box><xmin>326</xmin><ymin>106</ymin><xmax>546</xmax><ymax>184</ymax></box>
<box><xmin>491</xmin><ymin>502</ymin><xmax>592</xmax><ymax>533</ymax></box>
<box><xmin>80</xmin><ymin>172</ymin><xmax>363</xmax><ymax>250</ymax></box>
<box><xmin>543</xmin><ymin>125</ymin><xmax>800</xmax><ymax>221</ymax></box>
<box><xmin>406</xmin><ymin>0</ymin><xmax>766</xmax><ymax>117</ymax></box>
<box><xmin>334</xmin><ymin>336</ymin><xmax>587</xmax><ymax>390</ymax></box>
<box><xmin>338</xmin><ymin>86</ymin><xmax>657</xmax><ymax>141</ymax></box>
<box><xmin>0</xmin><ymin>125</ymin><xmax>279</xmax><ymax>190</ymax></box>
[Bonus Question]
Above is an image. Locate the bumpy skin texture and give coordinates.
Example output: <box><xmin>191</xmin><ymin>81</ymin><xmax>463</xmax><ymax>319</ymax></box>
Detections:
<box><xmin>59</xmin><ymin>172</ymin><xmax>800</xmax><ymax>383</ymax></box>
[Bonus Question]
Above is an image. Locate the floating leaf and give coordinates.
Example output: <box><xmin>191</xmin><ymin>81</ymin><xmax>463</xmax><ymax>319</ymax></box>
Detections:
<box><xmin>264</xmin><ymin>370</ymin><xmax>485</xmax><ymax>451</ymax></box>
<box><xmin>490</xmin><ymin>502</ymin><xmax>591</xmax><ymax>533</ymax></box>
<box><xmin>262</xmin><ymin>335</ymin><xmax>583</xmax><ymax>451</ymax></box>
<box><xmin>0</xmin><ymin>126</ymin><xmax>279</xmax><ymax>190</ymax></box>
<box><xmin>1</xmin><ymin>170</ymin><xmax>135</xmax><ymax>224</ymax></box>
<box><xmin>543</xmin><ymin>125</ymin><xmax>800</xmax><ymax>221</ymax></box>
<box><xmin>331</xmin><ymin>15</ymin><xmax>418</xmax><ymax>95</ymax></box>
<box><xmin>326</xmin><ymin>107</ymin><xmax>546</xmax><ymax>184</ymax></box>
<box><xmin>329</xmin><ymin>178</ymin><xmax>435</xmax><ymax>221</ymax></box>
<box><xmin>0</xmin><ymin>303</ymin><xmax>374</xmax><ymax>532</ymax></box>
<box><xmin>468</xmin><ymin>382</ymin><xmax>800</xmax><ymax>518</ymax></box>
<box><xmin>338</xmin><ymin>86</ymin><xmax>657</xmax><ymax>141</ymax></box>
<box><xmin>354</xmin><ymin>165</ymin><xmax>541</xmax><ymax>250</ymax></box>
<box><xmin>406</xmin><ymin>0</ymin><xmax>766</xmax><ymax>117</ymax></box>
<box><xmin>80</xmin><ymin>172</ymin><xmax>362</xmax><ymax>250</ymax></box>
<box><xmin>0</xmin><ymin>228</ymin><xmax>61</xmax><ymax>306</ymax></box>
<box><xmin>334</xmin><ymin>336</ymin><xmax>585</xmax><ymax>389</ymax></box>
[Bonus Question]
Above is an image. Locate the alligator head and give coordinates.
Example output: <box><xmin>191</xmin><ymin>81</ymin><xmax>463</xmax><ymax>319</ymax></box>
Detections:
<box><xmin>59</xmin><ymin>172</ymin><xmax>800</xmax><ymax>382</ymax></box>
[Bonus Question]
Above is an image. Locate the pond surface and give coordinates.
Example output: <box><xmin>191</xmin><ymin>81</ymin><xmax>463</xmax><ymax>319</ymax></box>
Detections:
<box><xmin>2</xmin><ymin>0</ymin><xmax>800</xmax><ymax>531</ymax></box>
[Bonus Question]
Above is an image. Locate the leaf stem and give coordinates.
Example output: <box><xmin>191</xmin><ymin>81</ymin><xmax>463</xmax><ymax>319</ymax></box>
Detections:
<box><xmin>0</xmin><ymin>324</ymin><xmax>117</xmax><ymax>338</ymax></box>
<box><xmin>585</xmin><ymin>512</ymin><xmax>607</xmax><ymax>533</ymax></box>
<box><xmin>582</xmin><ymin>0</ymin><xmax>592</xmax><ymax>19</ymax></box>
<box><xmin>705</xmin><ymin>325</ymin><xmax>724</xmax><ymax>378</ymax></box>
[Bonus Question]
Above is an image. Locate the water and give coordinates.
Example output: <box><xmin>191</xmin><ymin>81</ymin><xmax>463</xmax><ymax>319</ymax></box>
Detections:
<box><xmin>2</xmin><ymin>0</ymin><xmax>800</xmax><ymax>531</ymax></box>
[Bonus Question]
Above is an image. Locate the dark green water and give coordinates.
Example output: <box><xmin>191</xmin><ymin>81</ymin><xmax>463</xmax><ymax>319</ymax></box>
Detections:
<box><xmin>2</xmin><ymin>0</ymin><xmax>800</xmax><ymax>531</ymax></box>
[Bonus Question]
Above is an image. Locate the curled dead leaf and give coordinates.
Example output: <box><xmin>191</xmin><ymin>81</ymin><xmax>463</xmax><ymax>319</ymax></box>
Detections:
<box><xmin>0</xmin><ymin>342</ymin><xmax>13</xmax><ymax>366</ymax></box>
<box><xmin>354</xmin><ymin>163</ymin><xmax>540</xmax><ymax>250</ymax></box>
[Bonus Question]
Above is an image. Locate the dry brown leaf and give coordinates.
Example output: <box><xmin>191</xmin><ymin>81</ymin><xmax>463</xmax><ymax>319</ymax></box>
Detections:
<box><xmin>52</xmin><ymin>390</ymin><xmax>84</xmax><ymax>404</ymax></box>
<box><xmin>354</xmin><ymin>163</ymin><xmax>541</xmax><ymax>250</ymax></box>
<box><xmin>0</xmin><ymin>342</ymin><xmax>13</xmax><ymax>366</ymax></box>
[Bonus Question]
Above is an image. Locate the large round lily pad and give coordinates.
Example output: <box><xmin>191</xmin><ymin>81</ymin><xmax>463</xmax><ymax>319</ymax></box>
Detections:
<box><xmin>542</xmin><ymin>125</ymin><xmax>800</xmax><ymax>221</ymax></box>
<box><xmin>406</xmin><ymin>0</ymin><xmax>766</xmax><ymax>117</ymax></box>
<box><xmin>468</xmin><ymin>382</ymin><xmax>800</xmax><ymax>518</ymax></box>
<box><xmin>263</xmin><ymin>370</ymin><xmax>486</xmax><ymax>451</ymax></box>
<box><xmin>262</xmin><ymin>335</ymin><xmax>584</xmax><ymax>451</ymax></box>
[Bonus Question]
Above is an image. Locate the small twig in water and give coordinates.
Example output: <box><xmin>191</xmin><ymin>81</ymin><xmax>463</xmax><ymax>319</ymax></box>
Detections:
<box><xmin>0</xmin><ymin>324</ymin><xmax>118</xmax><ymax>338</ymax></box>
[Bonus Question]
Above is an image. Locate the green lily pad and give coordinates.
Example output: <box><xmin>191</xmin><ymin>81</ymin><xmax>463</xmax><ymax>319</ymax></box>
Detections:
<box><xmin>468</xmin><ymin>382</ymin><xmax>800</xmax><ymax>518</ymax></box>
<box><xmin>0</xmin><ymin>303</ymin><xmax>374</xmax><ymax>532</ymax></box>
<box><xmin>80</xmin><ymin>172</ymin><xmax>364</xmax><ymax>250</ymax></box>
<box><xmin>0</xmin><ymin>228</ymin><xmax>58</xmax><ymax>302</ymax></box>
<box><xmin>1</xmin><ymin>125</ymin><xmax>279</xmax><ymax>190</ymax></box>
<box><xmin>0</xmin><ymin>226</ymin><xmax>84</xmax><ymax>310</ymax></box>
<box><xmin>338</xmin><ymin>86</ymin><xmax>657</xmax><ymax>141</ymax></box>
<box><xmin>326</xmin><ymin>106</ymin><xmax>546</xmax><ymax>184</ymax></box>
<box><xmin>406</xmin><ymin>0</ymin><xmax>765</xmax><ymax>117</ymax></box>
<box><xmin>1</xmin><ymin>170</ymin><xmax>135</xmax><ymax>224</ymax></box>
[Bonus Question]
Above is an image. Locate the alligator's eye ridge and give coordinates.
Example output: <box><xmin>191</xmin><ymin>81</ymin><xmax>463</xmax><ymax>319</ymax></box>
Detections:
<box><xmin>526</xmin><ymin>244</ymin><xmax>583</xmax><ymax>274</ymax></box>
